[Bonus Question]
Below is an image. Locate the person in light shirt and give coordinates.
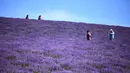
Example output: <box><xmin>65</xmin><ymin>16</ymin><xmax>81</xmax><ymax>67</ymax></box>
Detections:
<box><xmin>108</xmin><ymin>29</ymin><xmax>115</xmax><ymax>41</ymax></box>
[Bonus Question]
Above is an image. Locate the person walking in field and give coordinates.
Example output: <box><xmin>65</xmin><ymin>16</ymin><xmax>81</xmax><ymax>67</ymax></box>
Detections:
<box><xmin>108</xmin><ymin>29</ymin><xmax>115</xmax><ymax>41</ymax></box>
<box><xmin>26</xmin><ymin>15</ymin><xmax>29</xmax><ymax>19</ymax></box>
<box><xmin>38</xmin><ymin>15</ymin><xmax>41</xmax><ymax>20</ymax></box>
<box><xmin>86</xmin><ymin>30</ymin><xmax>91</xmax><ymax>40</ymax></box>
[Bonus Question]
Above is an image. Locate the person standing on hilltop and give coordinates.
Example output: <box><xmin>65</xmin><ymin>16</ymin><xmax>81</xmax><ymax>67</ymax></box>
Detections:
<box><xmin>38</xmin><ymin>15</ymin><xmax>41</xmax><ymax>20</ymax></box>
<box><xmin>108</xmin><ymin>29</ymin><xmax>115</xmax><ymax>41</ymax></box>
<box><xmin>26</xmin><ymin>15</ymin><xmax>29</xmax><ymax>19</ymax></box>
<box><xmin>86</xmin><ymin>30</ymin><xmax>91</xmax><ymax>40</ymax></box>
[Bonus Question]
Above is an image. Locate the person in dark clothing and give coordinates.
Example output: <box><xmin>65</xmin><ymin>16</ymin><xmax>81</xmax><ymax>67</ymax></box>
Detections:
<box><xmin>26</xmin><ymin>15</ymin><xmax>29</xmax><ymax>19</ymax></box>
<box><xmin>38</xmin><ymin>15</ymin><xmax>41</xmax><ymax>20</ymax></box>
<box><xmin>86</xmin><ymin>30</ymin><xmax>91</xmax><ymax>40</ymax></box>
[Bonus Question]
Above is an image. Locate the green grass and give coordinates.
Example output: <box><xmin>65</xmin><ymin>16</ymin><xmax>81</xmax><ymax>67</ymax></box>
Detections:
<box><xmin>95</xmin><ymin>64</ymin><xmax>104</xmax><ymax>69</ymax></box>
<box><xmin>5</xmin><ymin>55</ymin><xmax>16</xmax><ymax>60</ymax></box>
<box><xmin>87</xmin><ymin>62</ymin><xmax>104</xmax><ymax>69</ymax></box>
<box><xmin>10</xmin><ymin>62</ymin><xmax>29</xmax><ymax>68</ymax></box>
<box><xmin>33</xmin><ymin>71</ymin><xmax>39</xmax><ymax>73</ymax></box>
<box><xmin>60</xmin><ymin>64</ymin><xmax>71</xmax><ymax>70</ymax></box>
<box><xmin>48</xmin><ymin>71</ymin><xmax>52</xmax><ymax>73</ymax></box>
<box><xmin>51</xmin><ymin>55</ymin><xmax>57</xmax><ymax>58</ymax></box>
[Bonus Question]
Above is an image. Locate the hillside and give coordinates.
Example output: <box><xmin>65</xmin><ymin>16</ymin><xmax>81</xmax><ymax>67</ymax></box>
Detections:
<box><xmin>0</xmin><ymin>17</ymin><xmax>130</xmax><ymax>73</ymax></box>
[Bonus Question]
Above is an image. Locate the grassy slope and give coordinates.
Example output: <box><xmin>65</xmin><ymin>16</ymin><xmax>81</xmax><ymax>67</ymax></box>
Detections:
<box><xmin>0</xmin><ymin>17</ymin><xmax>130</xmax><ymax>73</ymax></box>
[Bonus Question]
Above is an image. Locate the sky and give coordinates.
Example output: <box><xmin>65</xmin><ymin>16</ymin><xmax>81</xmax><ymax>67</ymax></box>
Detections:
<box><xmin>0</xmin><ymin>0</ymin><xmax>130</xmax><ymax>27</ymax></box>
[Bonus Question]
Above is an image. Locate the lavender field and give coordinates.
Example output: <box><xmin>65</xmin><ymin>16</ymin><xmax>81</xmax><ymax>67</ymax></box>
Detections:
<box><xmin>0</xmin><ymin>17</ymin><xmax>130</xmax><ymax>73</ymax></box>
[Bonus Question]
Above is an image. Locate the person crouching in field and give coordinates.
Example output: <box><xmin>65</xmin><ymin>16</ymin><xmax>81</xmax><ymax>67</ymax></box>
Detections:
<box><xmin>108</xmin><ymin>29</ymin><xmax>115</xmax><ymax>41</ymax></box>
<box><xmin>38</xmin><ymin>15</ymin><xmax>41</xmax><ymax>20</ymax></box>
<box><xmin>86</xmin><ymin>30</ymin><xmax>91</xmax><ymax>40</ymax></box>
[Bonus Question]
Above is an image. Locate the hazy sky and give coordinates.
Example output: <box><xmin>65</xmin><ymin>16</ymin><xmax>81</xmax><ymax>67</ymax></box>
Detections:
<box><xmin>0</xmin><ymin>0</ymin><xmax>130</xmax><ymax>27</ymax></box>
